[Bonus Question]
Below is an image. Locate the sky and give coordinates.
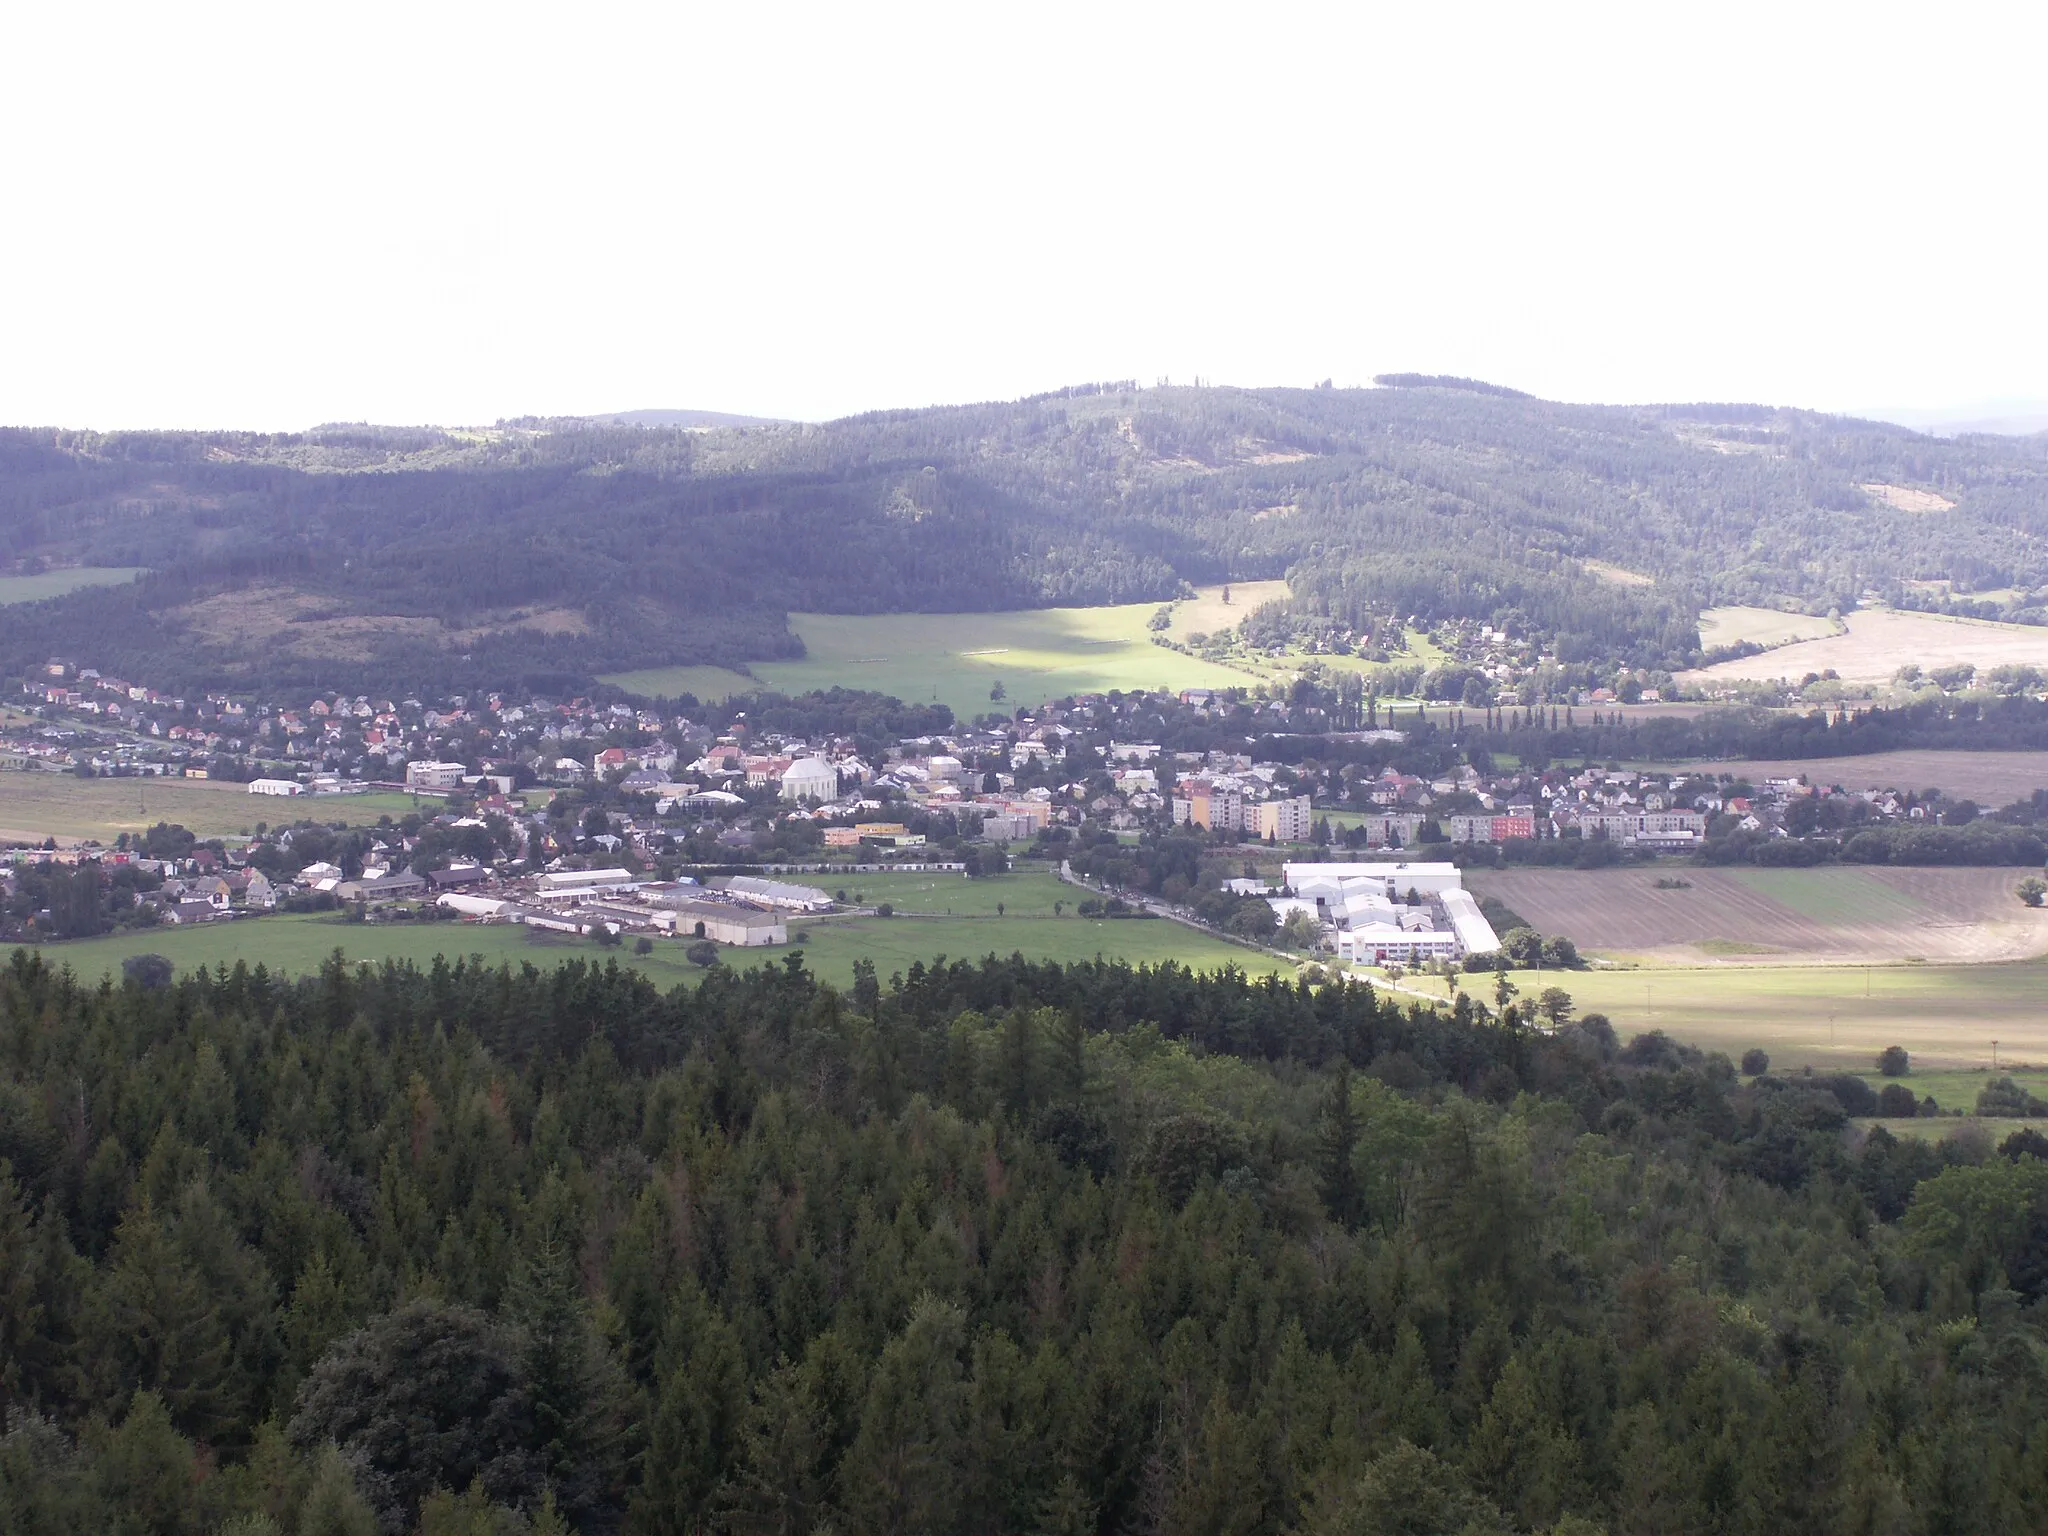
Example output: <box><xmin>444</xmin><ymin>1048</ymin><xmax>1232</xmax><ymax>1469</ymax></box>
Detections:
<box><xmin>3</xmin><ymin>2</ymin><xmax>2043</xmax><ymax>431</ymax></box>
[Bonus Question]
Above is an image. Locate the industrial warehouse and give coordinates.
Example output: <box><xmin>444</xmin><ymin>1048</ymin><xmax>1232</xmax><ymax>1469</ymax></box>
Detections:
<box><xmin>1276</xmin><ymin>861</ymin><xmax>1501</xmax><ymax>967</ymax></box>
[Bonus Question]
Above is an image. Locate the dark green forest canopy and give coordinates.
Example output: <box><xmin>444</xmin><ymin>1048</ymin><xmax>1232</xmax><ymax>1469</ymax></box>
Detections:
<box><xmin>1</xmin><ymin>943</ymin><xmax>2045</xmax><ymax>1534</ymax></box>
<box><xmin>3</xmin><ymin>384</ymin><xmax>2047</xmax><ymax>695</ymax></box>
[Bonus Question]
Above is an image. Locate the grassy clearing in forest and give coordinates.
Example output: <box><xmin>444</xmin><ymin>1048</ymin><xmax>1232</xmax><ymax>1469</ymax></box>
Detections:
<box><xmin>0</xmin><ymin>567</ymin><xmax>146</xmax><ymax>604</ymax></box>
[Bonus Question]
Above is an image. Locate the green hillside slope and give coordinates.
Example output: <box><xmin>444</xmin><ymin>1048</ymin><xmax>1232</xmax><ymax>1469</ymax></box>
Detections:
<box><xmin>2</xmin><ymin>380</ymin><xmax>2045</xmax><ymax>698</ymax></box>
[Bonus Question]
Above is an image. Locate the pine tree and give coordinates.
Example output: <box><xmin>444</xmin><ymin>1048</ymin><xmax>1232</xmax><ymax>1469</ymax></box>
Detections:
<box><xmin>1315</xmin><ymin>1060</ymin><xmax>1361</xmax><ymax>1228</ymax></box>
<box><xmin>634</xmin><ymin>1281</ymin><xmax>745</xmax><ymax>1535</ymax></box>
<box><xmin>296</xmin><ymin>1444</ymin><xmax>378</xmax><ymax>1536</ymax></box>
<box><xmin>840</xmin><ymin>1298</ymin><xmax>971</xmax><ymax>1534</ymax></box>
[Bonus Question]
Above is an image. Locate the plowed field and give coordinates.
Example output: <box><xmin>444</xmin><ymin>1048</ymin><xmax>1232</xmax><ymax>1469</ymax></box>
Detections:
<box><xmin>1468</xmin><ymin>865</ymin><xmax>2048</xmax><ymax>965</ymax></box>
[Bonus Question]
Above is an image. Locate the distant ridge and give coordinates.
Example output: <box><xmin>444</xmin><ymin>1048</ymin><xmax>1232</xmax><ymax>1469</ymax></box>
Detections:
<box><xmin>1372</xmin><ymin>373</ymin><xmax>1532</xmax><ymax>400</ymax></box>
<box><xmin>597</xmin><ymin>408</ymin><xmax>787</xmax><ymax>428</ymax></box>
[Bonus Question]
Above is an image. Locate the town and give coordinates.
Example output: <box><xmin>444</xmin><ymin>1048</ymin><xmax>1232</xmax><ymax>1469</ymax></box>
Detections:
<box><xmin>7</xmin><ymin>655</ymin><xmax>2027</xmax><ymax>963</ymax></box>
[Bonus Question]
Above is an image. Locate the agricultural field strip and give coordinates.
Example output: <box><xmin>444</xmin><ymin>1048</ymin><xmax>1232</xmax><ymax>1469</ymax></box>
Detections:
<box><xmin>1683</xmin><ymin>608</ymin><xmax>2048</xmax><ymax>686</ymax></box>
<box><xmin>1468</xmin><ymin>866</ymin><xmax>2048</xmax><ymax>965</ymax></box>
<box><xmin>1695</xmin><ymin>605</ymin><xmax>1841</xmax><ymax>649</ymax></box>
<box><xmin>1646</xmin><ymin>750</ymin><xmax>2048</xmax><ymax>805</ymax></box>
<box><xmin>1496</xmin><ymin>959</ymin><xmax>2048</xmax><ymax>1073</ymax></box>
<box><xmin>0</xmin><ymin>776</ymin><xmax>435</xmax><ymax>843</ymax></box>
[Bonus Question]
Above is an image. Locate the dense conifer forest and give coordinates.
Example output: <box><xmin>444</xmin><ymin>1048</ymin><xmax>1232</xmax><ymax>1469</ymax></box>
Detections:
<box><xmin>3</xmin><ymin>381</ymin><xmax>2046</xmax><ymax>696</ymax></box>
<box><xmin>3</xmin><ymin>944</ymin><xmax>2045</xmax><ymax>1533</ymax></box>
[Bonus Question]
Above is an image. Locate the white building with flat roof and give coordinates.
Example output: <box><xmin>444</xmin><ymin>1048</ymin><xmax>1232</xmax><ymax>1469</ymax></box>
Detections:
<box><xmin>1440</xmin><ymin>888</ymin><xmax>1501</xmax><ymax>956</ymax></box>
<box><xmin>405</xmin><ymin>760</ymin><xmax>467</xmax><ymax>790</ymax></box>
<box><xmin>1282</xmin><ymin>861</ymin><xmax>1463</xmax><ymax>898</ymax></box>
<box><xmin>248</xmin><ymin>778</ymin><xmax>304</xmax><ymax>796</ymax></box>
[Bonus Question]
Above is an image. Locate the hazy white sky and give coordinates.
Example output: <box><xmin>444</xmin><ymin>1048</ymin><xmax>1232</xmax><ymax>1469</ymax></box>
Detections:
<box><xmin>4</xmin><ymin>2</ymin><xmax>2042</xmax><ymax>430</ymax></box>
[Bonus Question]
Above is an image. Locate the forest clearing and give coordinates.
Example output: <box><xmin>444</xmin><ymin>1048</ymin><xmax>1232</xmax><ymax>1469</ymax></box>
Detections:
<box><xmin>0</xmin><ymin>566</ymin><xmax>145</xmax><ymax>605</ymax></box>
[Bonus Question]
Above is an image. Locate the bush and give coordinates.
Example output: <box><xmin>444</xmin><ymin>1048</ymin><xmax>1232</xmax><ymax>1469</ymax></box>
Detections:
<box><xmin>875</xmin><ymin>903</ymin><xmax>894</xmax><ymax>918</ymax></box>
<box><xmin>1876</xmin><ymin>1083</ymin><xmax>1920</xmax><ymax>1117</ymax></box>
<box><xmin>1877</xmin><ymin>1046</ymin><xmax>1911</xmax><ymax>1077</ymax></box>
<box><xmin>685</xmin><ymin>940</ymin><xmax>720</xmax><ymax>967</ymax></box>
<box><xmin>2020</xmin><ymin>875</ymin><xmax>2047</xmax><ymax>908</ymax></box>
<box><xmin>633</xmin><ymin>936</ymin><xmax>654</xmax><ymax>955</ymax></box>
<box><xmin>1976</xmin><ymin>1076</ymin><xmax>2048</xmax><ymax>1117</ymax></box>
<box><xmin>1740</xmin><ymin>1048</ymin><xmax>1770</xmax><ymax>1077</ymax></box>
<box><xmin>2000</xmin><ymin>1128</ymin><xmax>2048</xmax><ymax>1161</ymax></box>
<box><xmin>121</xmin><ymin>953</ymin><xmax>174</xmax><ymax>990</ymax></box>
<box><xmin>1822</xmin><ymin>1074</ymin><xmax>1879</xmax><ymax>1117</ymax></box>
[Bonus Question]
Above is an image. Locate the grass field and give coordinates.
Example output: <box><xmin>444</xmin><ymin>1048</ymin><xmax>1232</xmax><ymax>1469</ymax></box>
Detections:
<box><xmin>1649</xmin><ymin>749</ymin><xmax>2048</xmax><ymax>805</ymax></box>
<box><xmin>1853</xmin><ymin>1069</ymin><xmax>2048</xmax><ymax>1113</ymax></box>
<box><xmin>592</xmin><ymin>663</ymin><xmax>760</xmax><ymax>703</ymax></box>
<box><xmin>0</xmin><ymin>777</ymin><xmax>449</xmax><ymax>844</ymax></box>
<box><xmin>602</xmin><ymin>582</ymin><xmax>1467</xmax><ymax>715</ymax></box>
<box><xmin>604</xmin><ymin>600</ymin><xmax>1257</xmax><ymax>717</ymax></box>
<box><xmin>1858</xmin><ymin>1117</ymin><xmax>2037</xmax><ymax>1143</ymax></box>
<box><xmin>1473</xmin><ymin>960</ymin><xmax>2048</xmax><ymax>1073</ymax></box>
<box><xmin>1467</xmin><ymin>865</ymin><xmax>2048</xmax><ymax>965</ymax></box>
<box><xmin>1683</xmin><ymin>608</ymin><xmax>2048</xmax><ymax>687</ymax></box>
<box><xmin>0</xmin><ymin>567</ymin><xmax>146</xmax><ymax>604</ymax></box>
<box><xmin>1696</xmin><ymin>605</ymin><xmax>1840</xmax><ymax>649</ymax></box>
<box><xmin>794</xmin><ymin>868</ymin><xmax>1074</xmax><ymax>916</ymax></box>
<box><xmin>20</xmin><ymin>889</ymin><xmax>1289</xmax><ymax>994</ymax></box>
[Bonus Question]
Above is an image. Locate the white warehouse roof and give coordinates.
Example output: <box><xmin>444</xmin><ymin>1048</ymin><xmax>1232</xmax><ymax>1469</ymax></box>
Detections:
<box><xmin>1440</xmin><ymin>888</ymin><xmax>1501</xmax><ymax>955</ymax></box>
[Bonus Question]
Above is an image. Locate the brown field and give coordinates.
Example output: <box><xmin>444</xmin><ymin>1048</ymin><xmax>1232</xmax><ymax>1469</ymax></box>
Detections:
<box><xmin>1468</xmin><ymin>865</ymin><xmax>2048</xmax><ymax>966</ymax></box>
<box><xmin>168</xmin><ymin>586</ymin><xmax>589</xmax><ymax>662</ymax></box>
<box><xmin>1655</xmin><ymin>749</ymin><xmax>2048</xmax><ymax>804</ymax></box>
<box><xmin>1681</xmin><ymin>608</ymin><xmax>2048</xmax><ymax>686</ymax></box>
<box><xmin>1695</xmin><ymin>604</ymin><xmax>1840</xmax><ymax>649</ymax></box>
<box><xmin>1860</xmin><ymin>482</ymin><xmax>1957</xmax><ymax>513</ymax></box>
<box><xmin>1163</xmin><ymin>580</ymin><xmax>1292</xmax><ymax>642</ymax></box>
<box><xmin>1584</xmin><ymin>560</ymin><xmax>1654</xmax><ymax>588</ymax></box>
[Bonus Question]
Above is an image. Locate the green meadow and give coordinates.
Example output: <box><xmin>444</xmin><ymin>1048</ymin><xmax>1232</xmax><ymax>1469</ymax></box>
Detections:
<box><xmin>609</xmin><ymin>604</ymin><xmax>1257</xmax><ymax>717</ymax></box>
<box><xmin>1472</xmin><ymin>960</ymin><xmax>2048</xmax><ymax>1074</ymax></box>
<box><xmin>0</xmin><ymin>566</ymin><xmax>146</xmax><ymax>605</ymax></box>
<box><xmin>601</xmin><ymin>582</ymin><xmax>1465</xmax><ymax>715</ymax></box>
<box><xmin>20</xmin><ymin>891</ymin><xmax>1288</xmax><ymax>995</ymax></box>
<box><xmin>0</xmin><ymin>776</ymin><xmax>450</xmax><ymax>844</ymax></box>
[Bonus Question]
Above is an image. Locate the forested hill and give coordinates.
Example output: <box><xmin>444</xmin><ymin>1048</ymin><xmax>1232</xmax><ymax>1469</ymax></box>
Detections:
<box><xmin>3</xmin><ymin>380</ymin><xmax>2047</xmax><ymax>698</ymax></box>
